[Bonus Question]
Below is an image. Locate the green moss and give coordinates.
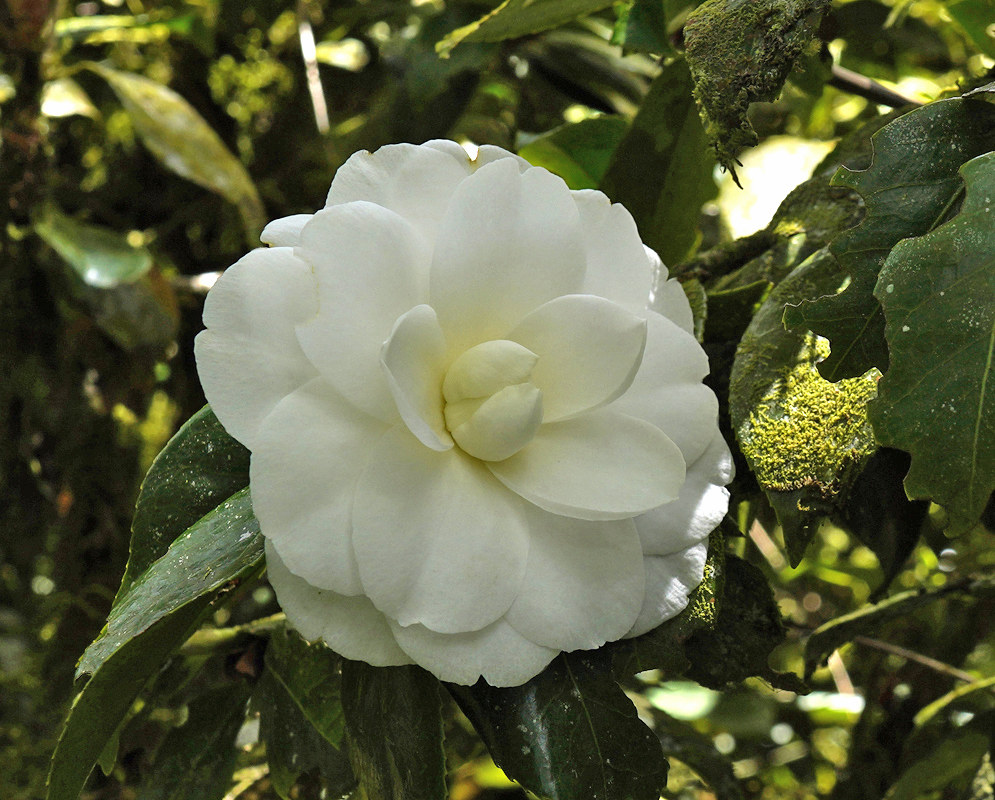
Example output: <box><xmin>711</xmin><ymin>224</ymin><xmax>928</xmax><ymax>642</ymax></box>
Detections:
<box><xmin>740</xmin><ymin>333</ymin><xmax>879</xmax><ymax>493</ymax></box>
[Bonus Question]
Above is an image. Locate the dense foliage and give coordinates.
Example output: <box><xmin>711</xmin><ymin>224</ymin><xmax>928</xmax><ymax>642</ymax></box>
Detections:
<box><xmin>2</xmin><ymin>0</ymin><xmax>995</xmax><ymax>798</ymax></box>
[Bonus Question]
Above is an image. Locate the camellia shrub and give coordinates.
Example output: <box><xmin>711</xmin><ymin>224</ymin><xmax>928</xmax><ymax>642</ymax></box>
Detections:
<box><xmin>1</xmin><ymin>0</ymin><xmax>993</xmax><ymax>799</ymax></box>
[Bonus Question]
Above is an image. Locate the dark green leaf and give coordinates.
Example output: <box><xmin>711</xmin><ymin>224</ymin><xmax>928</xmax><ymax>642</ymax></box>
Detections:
<box><xmin>704</xmin><ymin>280</ymin><xmax>770</xmax><ymax>344</ymax></box>
<box><xmin>684</xmin><ymin>0</ymin><xmax>831</xmax><ymax>175</ymax></box>
<box><xmin>437</xmin><ymin>0</ymin><xmax>614</xmax><ymax>54</ymax></box>
<box><xmin>79</xmin><ymin>487</ymin><xmax>263</xmax><ymax>678</ymax></box>
<box><xmin>785</xmin><ymin>98</ymin><xmax>995</xmax><ymax>381</ymax></box>
<box><xmin>599</xmin><ymin>57</ymin><xmax>717</xmax><ymax>266</ymax></box>
<box><xmin>48</xmin><ymin>604</ymin><xmax>206</xmax><ymax>800</ymax></box>
<box><xmin>729</xmin><ymin>249</ymin><xmax>879</xmax><ymax>566</ymax></box>
<box><xmin>611</xmin><ymin>0</ymin><xmax>671</xmax><ymax>55</ymax></box>
<box><xmin>449</xmin><ymin>655</ymin><xmax>668</xmax><ymax>800</ymax></box>
<box><xmin>684</xmin><ymin>556</ymin><xmax>805</xmax><ymax>692</ymax></box>
<box><xmin>518</xmin><ymin>117</ymin><xmax>629</xmax><ymax>190</ymax></box>
<box><xmin>136</xmin><ymin>683</ymin><xmax>250</xmax><ymax>800</ymax></box>
<box><xmin>255</xmin><ymin>627</ymin><xmax>354</xmax><ymax>799</ymax></box>
<box><xmin>34</xmin><ymin>206</ymin><xmax>152</xmax><ymax>288</ymax></box>
<box><xmin>886</xmin><ymin>729</ymin><xmax>990</xmax><ymax>800</ymax></box>
<box><xmin>654</xmin><ymin>715</ymin><xmax>744</xmax><ymax>800</ymax></box>
<box><xmin>123</xmin><ymin>405</ymin><xmax>250</xmax><ymax>597</ymax></box>
<box><xmin>342</xmin><ymin>663</ymin><xmax>446</xmax><ymax>800</ymax></box>
<box><xmin>803</xmin><ymin>575</ymin><xmax>995</xmax><ymax>678</ymax></box>
<box><xmin>870</xmin><ymin>151</ymin><xmax>995</xmax><ymax>530</ymax></box>
<box><xmin>840</xmin><ymin>449</ymin><xmax>928</xmax><ymax>596</ymax></box>
<box><xmin>89</xmin><ymin>64</ymin><xmax>265</xmax><ymax>243</ymax></box>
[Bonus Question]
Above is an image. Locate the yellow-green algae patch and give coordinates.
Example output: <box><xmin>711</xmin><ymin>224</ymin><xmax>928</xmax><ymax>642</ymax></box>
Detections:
<box><xmin>739</xmin><ymin>333</ymin><xmax>879</xmax><ymax>495</ymax></box>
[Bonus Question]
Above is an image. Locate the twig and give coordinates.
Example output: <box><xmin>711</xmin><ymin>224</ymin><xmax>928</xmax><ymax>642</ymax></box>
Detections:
<box><xmin>828</xmin><ymin>64</ymin><xmax>921</xmax><ymax>109</ymax></box>
<box><xmin>180</xmin><ymin>612</ymin><xmax>286</xmax><ymax>656</ymax></box>
<box><xmin>853</xmin><ymin>634</ymin><xmax>976</xmax><ymax>683</ymax></box>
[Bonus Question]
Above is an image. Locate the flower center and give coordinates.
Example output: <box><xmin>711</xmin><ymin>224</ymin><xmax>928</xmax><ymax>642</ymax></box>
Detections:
<box><xmin>442</xmin><ymin>340</ymin><xmax>544</xmax><ymax>462</ymax></box>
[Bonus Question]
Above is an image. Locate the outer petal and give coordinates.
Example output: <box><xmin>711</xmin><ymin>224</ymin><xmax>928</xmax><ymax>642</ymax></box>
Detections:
<box><xmin>646</xmin><ymin>246</ymin><xmax>695</xmax><ymax>335</ymax></box>
<box><xmin>430</xmin><ymin>159</ymin><xmax>586</xmax><ymax>354</ymax></box>
<box><xmin>265</xmin><ymin>541</ymin><xmax>412</xmax><ymax>666</ymax></box>
<box><xmin>634</xmin><ymin>432</ymin><xmax>733</xmax><ymax>557</ymax></box>
<box><xmin>389</xmin><ymin>617</ymin><xmax>558</xmax><ymax>687</ymax></box>
<box><xmin>506</xmin><ymin>508</ymin><xmax>644</xmax><ymax>651</ymax></box>
<box><xmin>626</xmin><ymin>541</ymin><xmax>709</xmax><ymax>638</ymax></box>
<box><xmin>381</xmin><ymin>305</ymin><xmax>452</xmax><ymax>451</ymax></box>
<box><xmin>352</xmin><ymin>426</ymin><xmax>530</xmax><ymax>634</ymax></box>
<box><xmin>610</xmin><ymin>311</ymin><xmax>717</xmax><ymax>465</ymax></box>
<box><xmin>489</xmin><ymin>409</ymin><xmax>686</xmax><ymax>521</ymax></box>
<box><xmin>573</xmin><ymin>190</ymin><xmax>655</xmax><ymax>313</ymax></box>
<box><xmin>260</xmin><ymin>214</ymin><xmax>312</xmax><ymax>247</ymax></box>
<box><xmin>251</xmin><ymin>377</ymin><xmax>388</xmax><ymax>596</ymax></box>
<box><xmin>295</xmin><ymin>202</ymin><xmax>431</xmax><ymax>422</ymax></box>
<box><xmin>508</xmin><ymin>295</ymin><xmax>646</xmax><ymax>422</ymax></box>
<box><xmin>194</xmin><ymin>247</ymin><xmax>318</xmax><ymax>449</ymax></box>
<box><xmin>325</xmin><ymin>143</ymin><xmax>473</xmax><ymax>242</ymax></box>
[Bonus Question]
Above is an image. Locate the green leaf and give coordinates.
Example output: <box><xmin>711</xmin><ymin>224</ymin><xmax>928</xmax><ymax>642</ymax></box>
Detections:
<box><xmin>611</xmin><ymin>0</ymin><xmax>670</xmax><ymax>55</ymax></box>
<box><xmin>136</xmin><ymin>684</ymin><xmax>250</xmax><ymax>800</ymax></box>
<box><xmin>785</xmin><ymin>98</ymin><xmax>995</xmax><ymax>381</ymax></box>
<box><xmin>684</xmin><ymin>0</ymin><xmax>831</xmax><ymax>175</ymax></box>
<box><xmin>870</xmin><ymin>151</ymin><xmax>995</xmax><ymax>530</ymax></box>
<box><xmin>437</xmin><ymin>0</ymin><xmax>614</xmax><ymax>55</ymax></box>
<box><xmin>885</xmin><ymin>729</ymin><xmax>990</xmax><ymax>800</ymax></box>
<box><xmin>256</xmin><ymin>627</ymin><xmax>354</xmax><ymax>799</ymax></box>
<box><xmin>944</xmin><ymin>0</ymin><xmax>995</xmax><ymax>57</ymax></box>
<box><xmin>803</xmin><ymin>575</ymin><xmax>995</xmax><ymax>678</ymax></box>
<box><xmin>50</xmin><ymin>490</ymin><xmax>263</xmax><ymax>800</ymax></box>
<box><xmin>518</xmin><ymin>117</ymin><xmax>629</xmax><ymax>190</ymax></box>
<box><xmin>914</xmin><ymin>675</ymin><xmax>995</xmax><ymax>728</ymax></box>
<box><xmin>653</xmin><ymin>715</ymin><xmax>744</xmax><ymax>800</ymax></box>
<box><xmin>122</xmin><ymin>405</ymin><xmax>250</xmax><ymax>598</ymax></box>
<box><xmin>729</xmin><ymin>248</ymin><xmax>879</xmax><ymax>566</ymax></box>
<box><xmin>684</xmin><ymin>556</ymin><xmax>805</xmax><ymax>692</ymax></box>
<box><xmin>79</xmin><ymin>487</ymin><xmax>263</xmax><ymax>678</ymax></box>
<box><xmin>599</xmin><ymin>57</ymin><xmax>717</xmax><ymax>266</ymax></box>
<box><xmin>342</xmin><ymin>663</ymin><xmax>446</xmax><ymax>800</ymax></box>
<box><xmin>448</xmin><ymin>656</ymin><xmax>668</xmax><ymax>800</ymax></box>
<box><xmin>88</xmin><ymin>64</ymin><xmax>265</xmax><ymax>243</ymax></box>
<box><xmin>48</xmin><ymin>604</ymin><xmax>206</xmax><ymax>800</ymax></box>
<box><xmin>703</xmin><ymin>280</ymin><xmax>770</xmax><ymax>344</ymax></box>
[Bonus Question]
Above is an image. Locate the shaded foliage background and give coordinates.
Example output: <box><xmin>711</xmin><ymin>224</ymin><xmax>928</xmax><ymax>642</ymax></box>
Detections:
<box><xmin>2</xmin><ymin>0</ymin><xmax>995</xmax><ymax>799</ymax></box>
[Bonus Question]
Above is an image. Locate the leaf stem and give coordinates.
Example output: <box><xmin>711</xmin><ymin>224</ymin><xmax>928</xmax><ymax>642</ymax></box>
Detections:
<box><xmin>828</xmin><ymin>65</ymin><xmax>920</xmax><ymax>109</ymax></box>
<box><xmin>853</xmin><ymin>634</ymin><xmax>976</xmax><ymax>683</ymax></box>
<box><xmin>180</xmin><ymin>613</ymin><xmax>286</xmax><ymax>656</ymax></box>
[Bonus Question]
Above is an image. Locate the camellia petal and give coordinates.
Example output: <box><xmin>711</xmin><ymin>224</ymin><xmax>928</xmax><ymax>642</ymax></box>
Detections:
<box><xmin>265</xmin><ymin>541</ymin><xmax>412</xmax><ymax>667</ymax></box>
<box><xmin>626</xmin><ymin>541</ymin><xmax>709</xmax><ymax>638</ymax></box>
<box><xmin>381</xmin><ymin>305</ymin><xmax>452</xmax><ymax>451</ymax></box>
<box><xmin>646</xmin><ymin>246</ymin><xmax>695</xmax><ymax>335</ymax></box>
<box><xmin>635</xmin><ymin>432</ymin><xmax>733</xmax><ymax>557</ymax></box>
<box><xmin>352</xmin><ymin>426</ymin><xmax>530</xmax><ymax>634</ymax></box>
<box><xmin>295</xmin><ymin>202</ymin><xmax>431</xmax><ymax>422</ymax></box>
<box><xmin>610</xmin><ymin>311</ymin><xmax>716</xmax><ymax>465</ymax></box>
<box><xmin>250</xmin><ymin>377</ymin><xmax>388</xmax><ymax>596</ymax></box>
<box><xmin>508</xmin><ymin>294</ymin><xmax>647</xmax><ymax>421</ymax></box>
<box><xmin>325</xmin><ymin>142</ymin><xmax>474</xmax><ymax>242</ymax></box>
<box><xmin>430</xmin><ymin>159</ymin><xmax>586</xmax><ymax>354</ymax></box>
<box><xmin>506</xmin><ymin>508</ymin><xmax>644</xmax><ymax>651</ymax></box>
<box><xmin>489</xmin><ymin>409</ymin><xmax>686</xmax><ymax>521</ymax></box>
<box><xmin>573</xmin><ymin>190</ymin><xmax>655</xmax><ymax>314</ymax></box>
<box><xmin>389</xmin><ymin>617</ymin><xmax>559</xmax><ymax>688</ymax></box>
<box><xmin>194</xmin><ymin>246</ymin><xmax>318</xmax><ymax>450</ymax></box>
<box><xmin>259</xmin><ymin>213</ymin><xmax>312</xmax><ymax>247</ymax></box>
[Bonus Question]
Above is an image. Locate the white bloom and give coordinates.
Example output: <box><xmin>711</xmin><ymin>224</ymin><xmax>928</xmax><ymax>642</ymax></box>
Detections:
<box><xmin>195</xmin><ymin>140</ymin><xmax>732</xmax><ymax>687</ymax></box>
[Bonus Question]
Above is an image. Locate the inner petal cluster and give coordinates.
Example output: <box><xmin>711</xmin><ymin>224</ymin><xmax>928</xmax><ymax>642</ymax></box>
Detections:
<box><xmin>442</xmin><ymin>340</ymin><xmax>544</xmax><ymax>461</ymax></box>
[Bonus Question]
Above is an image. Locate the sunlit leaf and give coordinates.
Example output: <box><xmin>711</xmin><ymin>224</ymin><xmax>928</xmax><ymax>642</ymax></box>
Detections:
<box><xmin>785</xmin><ymin>98</ymin><xmax>995</xmax><ymax>381</ymax></box>
<box><xmin>599</xmin><ymin>57</ymin><xmax>717</xmax><ymax>266</ymax></box>
<box><xmin>437</xmin><ymin>0</ymin><xmax>614</xmax><ymax>55</ymax></box>
<box><xmin>89</xmin><ymin>64</ymin><xmax>265</xmax><ymax>243</ymax></box>
<box><xmin>684</xmin><ymin>0</ymin><xmax>831</xmax><ymax>175</ymax></box>
<box><xmin>136</xmin><ymin>684</ymin><xmax>250</xmax><ymax>800</ymax></box>
<box><xmin>518</xmin><ymin>117</ymin><xmax>628</xmax><ymax>190</ymax></box>
<box><xmin>122</xmin><ymin>405</ymin><xmax>249</xmax><ymax>597</ymax></box>
<box><xmin>41</xmin><ymin>77</ymin><xmax>99</xmax><ymax>119</ymax></box>
<box><xmin>871</xmin><ymin>151</ymin><xmax>995</xmax><ymax>530</ymax></box>
<box><xmin>729</xmin><ymin>248</ymin><xmax>879</xmax><ymax>566</ymax></box>
<box><xmin>449</xmin><ymin>656</ymin><xmax>669</xmax><ymax>800</ymax></box>
<box><xmin>342</xmin><ymin>663</ymin><xmax>446</xmax><ymax>800</ymax></box>
<box><xmin>256</xmin><ymin>628</ymin><xmax>354</xmax><ymax>799</ymax></box>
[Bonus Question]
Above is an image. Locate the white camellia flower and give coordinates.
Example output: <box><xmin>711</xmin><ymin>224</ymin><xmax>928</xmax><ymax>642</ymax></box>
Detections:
<box><xmin>195</xmin><ymin>140</ymin><xmax>732</xmax><ymax>687</ymax></box>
